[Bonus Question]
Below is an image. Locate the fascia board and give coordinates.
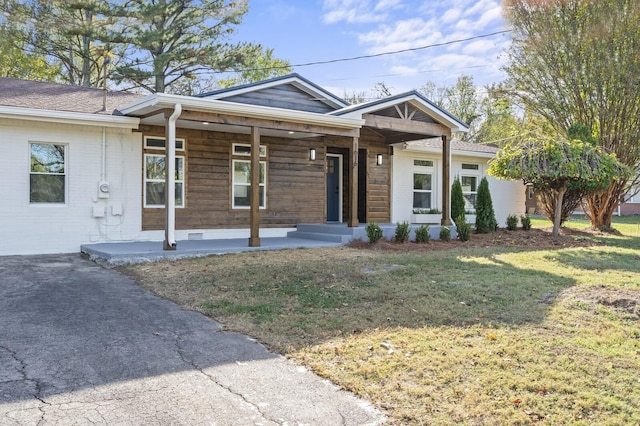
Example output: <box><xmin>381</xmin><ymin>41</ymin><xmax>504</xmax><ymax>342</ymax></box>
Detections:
<box><xmin>120</xmin><ymin>94</ymin><xmax>364</xmax><ymax>129</ymax></box>
<box><xmin>0</xmin><ymin>106</ymin><xmax>140</xmax><ymax>129</ymax></box>
<box><xmin>402</xmin><ymin>144</ymin><xmax>496</xmax><ymax>159</ymax></box>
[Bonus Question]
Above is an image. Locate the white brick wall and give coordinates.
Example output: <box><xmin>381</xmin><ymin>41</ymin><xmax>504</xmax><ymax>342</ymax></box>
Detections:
<box><xmin>1</xmin><ymin>118</ymin><xmax>143</xmax><ymax>255</ymax></box>
<box><xmin>391</xmin><ymin>148</ymin><xmax>525</xmax><ymax>226</ymax></box>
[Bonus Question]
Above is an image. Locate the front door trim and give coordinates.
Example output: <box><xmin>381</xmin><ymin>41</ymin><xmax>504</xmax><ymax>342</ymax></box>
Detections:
<box><xmin>326</xmin><ymin>153</ymin><xmax>343</xmax><ymax>222</ymax></box>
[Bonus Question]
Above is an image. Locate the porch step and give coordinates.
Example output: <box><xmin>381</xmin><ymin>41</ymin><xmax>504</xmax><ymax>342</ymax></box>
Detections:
<box><xmin>287</xmin><ymin>231</ymin><xmax>351</xmax><ymax>244</ymax></box>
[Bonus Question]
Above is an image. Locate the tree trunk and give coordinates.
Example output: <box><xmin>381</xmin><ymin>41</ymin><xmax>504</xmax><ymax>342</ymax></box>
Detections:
<box><xmin>553</xmin><ymin>183</ymin><xmax>568</xmax><ymax>236</ymax></box>
<box><xmin>585</xmin><ymin>180</ymin><xmax>625</xmax><ymax>231</ymax></box>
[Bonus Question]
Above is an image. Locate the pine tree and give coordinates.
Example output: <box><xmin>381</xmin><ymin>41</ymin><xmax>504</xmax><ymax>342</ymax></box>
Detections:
<box><xmin>451</xmin><ymin>176</ymin><xmax>466</xmax><ymax>224</ymax></box>
<box><xmin>475</xmin><ymin>177</ymin><xmax>497</xmax><ymax>233</ymax></box>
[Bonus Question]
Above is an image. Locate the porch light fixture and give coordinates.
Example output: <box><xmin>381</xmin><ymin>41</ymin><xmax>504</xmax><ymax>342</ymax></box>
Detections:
<box><xmin>309</xmin><ymin>148</ymin><xmax>316</xmax><ymax>161</ymax></box>
<box><xmin>376</xmin><ymin>154</ymin><xmax>383</xmax><ymax>166</ymax></box>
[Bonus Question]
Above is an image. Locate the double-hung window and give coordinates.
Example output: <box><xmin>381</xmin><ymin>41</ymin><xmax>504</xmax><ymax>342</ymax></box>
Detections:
<box><xmin>413</xmin><ymin>159</ymin><xmax>434</xmax><ymax>209</ymax></box>
<box><xmin>143</xmin><ymin>136</ymin><xmax>186</xmax><ymax>208</ymax></box>
<box><xmin>461</xmin><ymin>163</ymin><xmax>480</xmax><ymax>210</ymax></box>
<box><xmin>232</xmin><ymin>143</ymin><xmax>267</xmax><ymax>209</ymax></box>
<box><xmin>30</xmin><ymin>142</ymin><xmax>66</xmax><ymax>204</ymax></box>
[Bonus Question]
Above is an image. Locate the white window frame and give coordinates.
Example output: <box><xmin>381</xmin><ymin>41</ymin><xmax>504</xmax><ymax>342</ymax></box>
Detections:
<box><xmin>232</xmin><ymin>159</ymin><xmax>267</xmax><ymax>209</ymax></box>
<box><xmin>412</xmin><ymin>158</ymin><xmax>435</xmax><ymax>210</ymax></box>
<box><xmin>461</xmin><ymin>174</ymin><xmax>479</xmax><ymax>211</ymax></box>
<box><xmin>29</xmin><ymin>142</ymin><xmax>67</xmax><ymax>205</ymax></box>
<box><xmin>143</xmin><ymin>153</ymin><xmax>185</xmax><ymax>208</ymax></box>
<box><xmin>232</xmin><ymin>143</ymin><xmax>267</xmax><ymax>157</ymax></box>
<box><xmin>144</xmin><ymin>136</ymin><xmax>185</xmax><ymax>151</ymax></box>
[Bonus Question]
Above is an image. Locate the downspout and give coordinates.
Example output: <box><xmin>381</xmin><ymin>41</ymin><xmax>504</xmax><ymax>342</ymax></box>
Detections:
<box><xmin>101</xmin><ymin>127</ymin><xmax>107</xmax><ymax>182</ymax></box>
<box><xmin>164</xmin><ymin>104</ymin><xmax>182</xmax><ymax>250</ymax></box>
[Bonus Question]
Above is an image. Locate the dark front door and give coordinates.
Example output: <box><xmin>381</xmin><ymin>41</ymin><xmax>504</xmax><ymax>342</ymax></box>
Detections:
<box><xmin>326</xmin><ymin>155</ymin><xmax>341</xmax><ymax>222</ymax></box>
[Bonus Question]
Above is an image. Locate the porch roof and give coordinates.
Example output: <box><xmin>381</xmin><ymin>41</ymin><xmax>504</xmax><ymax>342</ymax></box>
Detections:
<box><xmin>117</xmin><ymin>92</ymin><xmax>364</xmax><ymax>138</ymax></box>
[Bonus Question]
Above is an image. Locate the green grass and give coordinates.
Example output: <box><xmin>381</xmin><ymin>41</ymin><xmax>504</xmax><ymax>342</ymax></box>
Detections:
<box><xmin>126</xmin><ymin>217</ymin><xmax>640</xmax><ymax>425</ymax></box>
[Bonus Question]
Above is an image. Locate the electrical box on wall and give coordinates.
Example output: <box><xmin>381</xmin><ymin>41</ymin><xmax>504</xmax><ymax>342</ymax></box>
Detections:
<box><xmin>98</xmin><ymin>181</ymin><xmax>110</xmax><ymax>199</ymax></box>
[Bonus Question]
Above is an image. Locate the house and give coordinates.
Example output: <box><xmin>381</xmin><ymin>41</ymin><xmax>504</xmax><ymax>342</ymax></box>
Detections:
<box><xmin>0</xmin><ymin>74</ymin><xmax>525</xmax><ymax>256</ymax></box>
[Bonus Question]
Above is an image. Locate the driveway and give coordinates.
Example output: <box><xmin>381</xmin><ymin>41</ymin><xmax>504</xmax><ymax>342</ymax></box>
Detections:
<box><xmin>0</xmin><ymin>254</ymin><xmax>382</xmax><ymax>425</ymax></box>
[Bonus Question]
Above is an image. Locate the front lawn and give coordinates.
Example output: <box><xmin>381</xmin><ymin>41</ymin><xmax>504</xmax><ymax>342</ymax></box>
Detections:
<box><xmin>126</xmin><ymin>217</ymin><xmax>640</xmax><ymax>425</ymax></box>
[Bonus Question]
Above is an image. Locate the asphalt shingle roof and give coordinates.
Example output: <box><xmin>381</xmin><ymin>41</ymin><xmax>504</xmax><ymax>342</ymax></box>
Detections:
<box><xmin>0</xmin><ymin>78</ymin><xmax>142</xmax><ymax>115</ymax></box>
<box><xmin>407</xmin><ymin>138</ymin><xmax>498</xmax><ymax>154</ymax></box>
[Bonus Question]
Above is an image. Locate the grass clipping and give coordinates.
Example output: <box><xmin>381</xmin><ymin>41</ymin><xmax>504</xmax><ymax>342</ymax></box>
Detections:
<box><xmin>127</xmin><ymin>227</ymin><xmax>640</xmax><ymax>425</ymax></box>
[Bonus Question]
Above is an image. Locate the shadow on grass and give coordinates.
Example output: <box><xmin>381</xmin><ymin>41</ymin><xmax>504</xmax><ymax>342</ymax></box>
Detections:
<box><xmin>545</xmin><ymin>245</ymin><xmax>640</xmax><ymax>274</ymax></box>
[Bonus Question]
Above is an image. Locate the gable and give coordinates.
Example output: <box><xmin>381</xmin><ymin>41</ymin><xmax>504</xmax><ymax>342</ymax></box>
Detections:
<box><xmin>367</xmin><ymin>101</ymin><xmax>438</xmax><ymax>125</ymax></box>
<box><xmin>214</xmin><ymin>83</ymin><xmax>339</xmax><ymax>114</ymax></box>
<box><xmin>196</xmin><ymin>73</ymin><xmax>348</xmax><ymax>113</ymax></box>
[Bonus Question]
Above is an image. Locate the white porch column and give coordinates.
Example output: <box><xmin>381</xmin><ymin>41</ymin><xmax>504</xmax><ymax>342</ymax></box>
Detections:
<box><xmin>164</xmin><ymin>104</ymin><xmax>182</xmax><ymax>250</ymax></box>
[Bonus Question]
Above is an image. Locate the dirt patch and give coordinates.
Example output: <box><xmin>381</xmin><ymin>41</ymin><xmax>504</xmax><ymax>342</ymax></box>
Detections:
<box><xmin>349</xmin><ymin>227</ymin><xmax>599</xmax><ymax>252</ymax></box>
<box><xmin>568</xmin><ymin>285</ymin><xmax>640</xmax><ymax>319</ymax></box>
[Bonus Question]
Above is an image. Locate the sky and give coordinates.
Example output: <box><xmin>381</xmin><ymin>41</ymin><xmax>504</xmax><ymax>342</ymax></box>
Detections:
<box><xmin>228</xmin><ymin>0</ymin><xmax>511</xmax><ymax>100</ymax></box>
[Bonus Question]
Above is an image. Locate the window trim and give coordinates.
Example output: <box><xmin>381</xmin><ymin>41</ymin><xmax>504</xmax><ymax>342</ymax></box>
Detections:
<box><xmin>231</xmin><ymin>159</ymin><xmax>267</xmax><ymax>210</ymax></box>
<box><xmin>29</xmin><ymin>142</ymin><xmax>67</xmax><ymax>205</ymax></box>
<box><xmin>412</xmin><ymin>158</ymin><xmax>436</xmax><ymax>210</ymax></box>
<box><xmin>144</xmin><ymin>136</ymin><xmax>185</xmax><ymax>151</ymax></box>
<box><xmin>232</xmin><ymin>143</ymin><xmax>267</xmax><ymax>157</ymax></box>
<box><xmin>143</xmin><ymin>153</ymin><xmax>186</xmax><ymax>208</ymax></box>
<box><xmin>461</xmin><ymin>163</ymin><xmax>479</xmax><ymax>170</ymax></box>
<box><xmin>461</xmin><ymin>174</ymin><xmax>479</xmax><ymax>211</ymax></box>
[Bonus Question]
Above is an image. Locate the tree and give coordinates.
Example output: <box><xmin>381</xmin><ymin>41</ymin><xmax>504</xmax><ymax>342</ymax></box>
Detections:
<box><xmin>419</xmin><ymin>75</ymin><xmax>481</xmax><ymax>141</ymax></box>
<box><xmin>216</xmin><ymin>47</ymin><xmax>292</xmax><ymax>89</ymax></box>
<box><xmin>451</xmin><ymin>177</ymin><xmax>466</xmax><ymax>224</ymax></box>
<box><xmin>502</xmin><ymin>0</ymin><xmax>640</xmax><ymax>230</ymax></box>
<box><xmin>474</xmin><ymin>177</ymin><xmax>497</xmax><ymax>234</ymax></box>
<box><xmin>0</xmin><ymin>0</ymin><xmax>120</xmax><ymax>87</ymax></box>
<box><xmin>488</xmin><ymin>137</ymin><xmax>629</xmax><ymax>236</ymax></box>
<box><xmin>0</xmin><ymin>25</ymin><xmax>59</xmax><ymax>80</ymax></box>
<box><xmin>113</xmin><ymin>0</ymin><xmax>263</xmax><ymax>93</ymax></box>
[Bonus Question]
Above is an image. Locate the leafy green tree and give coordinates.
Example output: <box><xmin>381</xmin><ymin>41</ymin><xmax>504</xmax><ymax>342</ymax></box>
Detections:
<box><xmin>0</xmin><ymin>25</ymin><xmax>59</xmax><ymax>80</ymax></box>
<box><xmin>474</xmin><ymin>177</ymin><xmax>497</xmax><ymax>234</ymax></box>
<box><xmin>488</xmin><ymin>137</ymin><xmax>629</xmax><ymax>236</ymax></box>
<box><xmin>451</xmin><ymin>177</ymin><xmax>466</xmax><ymax>224</ymax></box>
<box><xmin>216</xmin><ymin>48</ymin><xmax>292</xmax><ymax>89</ymax></box>
<box><xmin>503</xmin><ymin>0</ymin><xmax>640</xmax><ymax>230</ymax></box>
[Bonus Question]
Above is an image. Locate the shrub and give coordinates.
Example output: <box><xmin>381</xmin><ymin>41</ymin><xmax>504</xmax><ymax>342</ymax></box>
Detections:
<box><xmin>521</xmin><ymin>214</ymin><xmax>532</xmax><ymax>231</ymax></box>
<box><xmin>506</xmin><ymin>214</ymin><xmax>519</xmax><ymax>231</ymax></box>
<box><xmin>365</xmin><ymin>222</ymin><xmax>383</xmax><ymax>243</ymax></box>
<box><xmin>455</xmin><ymin>215</ymin><xmax>472</xmax><ymax>241</ymax></box>
<box><xmin>475</xmin><ymin>177</ymin><xmax>498</xmax><ymax>233</ymax></box>
<box><xmin>413</xmin><ymin>208</ymin><xmax>441</xmax><ymax>214</ymax></box>
<box><xmin>415</xmin><ymin>224</ymin><xmax>430</xmax><ymax>243</ymax></box>
<box><xmin>451</xmin><ymin>177</ymin><xmax>466</xmax><ymax>222</ymax></box>
<box><xmin>395</xmin><ymin>221</ymin><xmax>411</xmax><ymax>243</ymax></box>
<box><xmin>439</xmin><ymin>226</ymin><xmax>451</xmax><ymax>242</ymax></box>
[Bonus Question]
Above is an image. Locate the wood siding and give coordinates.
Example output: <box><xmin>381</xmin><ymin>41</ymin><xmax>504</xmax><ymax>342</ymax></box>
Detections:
<box><xmin>219</xmin><ymin>84</ymin><xmax>337</xmax><ymax>114</ymax></box>
<box><xmin>141</xmin><ymin>124</ymin><xmax>392</xmax><ymax>231</ymax></box>
<box><xmin>141</xmin><ymin>125</ymin><xmax>329</xmax><ymax>231</ymax></box>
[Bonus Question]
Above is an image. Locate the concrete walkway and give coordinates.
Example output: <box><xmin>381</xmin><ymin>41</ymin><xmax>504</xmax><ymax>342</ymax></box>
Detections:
<box><xmin>0</xmin><ymin>254</ymin><xmax>383</xmax><ymax>425</ymax></box>
<box><xmin>81</xmin><ymin>237</ymin><xmax>341</xmax><ymax>266</ymax></box>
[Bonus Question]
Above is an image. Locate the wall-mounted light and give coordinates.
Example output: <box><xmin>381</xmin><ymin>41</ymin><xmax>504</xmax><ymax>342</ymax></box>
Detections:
<box><xmin>309</xmin><ymin>148</ymin><xmax>316</xmax><ymax>161</ymax></box>
<box><xmin>376</xmin><ymin>153</ymin><xmax>383</xmax><ymax>166</ymax></box>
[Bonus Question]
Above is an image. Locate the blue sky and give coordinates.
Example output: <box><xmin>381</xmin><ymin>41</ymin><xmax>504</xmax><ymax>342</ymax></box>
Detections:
<box><xmin>229</xmin><ymin>0</ymin><xmax>510</xmax><ymax>99</ymax></box>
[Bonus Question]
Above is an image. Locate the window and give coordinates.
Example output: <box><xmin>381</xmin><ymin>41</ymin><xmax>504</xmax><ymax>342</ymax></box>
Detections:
<box><xmin>144</xmin><ymin>136</ymin><xmax>185</xmax><ymax>151</ymax></box>
<box><xmin>233</xmin><ymin>143</ymin><xmax>267</xmax><ymax>157</ymax></box>
<box><xmin>30</xmin><ymin>143</ymin><xmax>66</xmax><ymax>204</ymax></box>
<box><xmin>232</xmin><ymin>160</ymin><xmax>266</xmax><ymax>208</ymax></box>
<box><xmin>413</xmin><ymin>173</ymin><xmax>432</xmax><ymax>209</ymax></box>
<box><xmin>461</xmin><ymin>176</ymin><xmax>478</xmax><ymax>210</ymax></box>
<box><xmin>528</xmin><ymin>186</ymin><xmax>535</xmax><ymax>199</ymax></box>
<box><xmin>414</xmin><ymin>159</ymin><xmax>434</xmax><ymax>167</ymax></box>
<box><xmin>144</xmin><ymin>154</ymin><xmax>185</xmax><ymax>207</ymax></box>
<box><xmin>462</xmin><ymin>163</ymin><xmax>479</xmax><ymax>170</ymax></box>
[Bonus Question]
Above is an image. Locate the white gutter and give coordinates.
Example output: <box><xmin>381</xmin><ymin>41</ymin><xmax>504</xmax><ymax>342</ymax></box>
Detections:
<box><xmin>0</xmin><ymin>106</ymin><xmax>140</xmax><ymax>129</ymax></box>
<box><xmin>401</xmin><ymin>144</ymin><xmax>496</xmax><ymax>159</ymax></box>
<box><xmin>166</xmin><ymin>104</ymin><xmax>182</xmax><ymax>249</ymax></box>
<box><xmin>118</xmin><ymin>93</ymin><xmax>364</xmax><ymax>129</ymax></box>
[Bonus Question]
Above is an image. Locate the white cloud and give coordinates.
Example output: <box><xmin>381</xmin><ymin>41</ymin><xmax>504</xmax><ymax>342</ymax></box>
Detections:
<box><xmin>462</xmin><ymin>40</ymin><xmax>497</xmax><ymax>55</ymax></box>
<box><xmin>442</xmin><ymin>8</ymin><xmax>462</xmax><ymax>24</ymax></box>
<box><xmin>322</xmin><ymin>0</ymin><xmax>401</xmax><ymax>24</ymax></box>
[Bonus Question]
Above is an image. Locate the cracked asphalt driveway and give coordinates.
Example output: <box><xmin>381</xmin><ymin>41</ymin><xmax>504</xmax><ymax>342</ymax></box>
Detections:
<box><xmin>0</xmin><ymin>254</ymin><xmax>383</xmax><ymax>425</ymax></box>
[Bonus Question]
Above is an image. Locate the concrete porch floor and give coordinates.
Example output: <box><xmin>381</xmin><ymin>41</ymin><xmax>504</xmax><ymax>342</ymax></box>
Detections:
<box><xmin>81</xmin><ymin>236</ymin><xmax>341</xmax><ymax>266</ymax></box>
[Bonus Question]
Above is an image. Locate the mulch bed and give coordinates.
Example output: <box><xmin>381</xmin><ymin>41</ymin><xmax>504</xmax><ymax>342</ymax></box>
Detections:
<box><xmin>349</xmin><ymin>227</ymin><xmax>600</xmax><ymax>252</ymax></box>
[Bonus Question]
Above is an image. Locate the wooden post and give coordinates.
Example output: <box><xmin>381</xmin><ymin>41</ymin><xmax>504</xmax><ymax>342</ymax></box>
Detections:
<box><xmin>348</xmin><ymin>136</ymin><xmax>359</xmax><ymax>227</ymax></box>
<box><xmin>249</xmin><ymin>126</ymin><xmax>261</xmax><ymax>247</ymax></box>
<box><xmin>441</xmin><ymin>134</ymin><xmax>452</xmax><ymax>226</ymax></box>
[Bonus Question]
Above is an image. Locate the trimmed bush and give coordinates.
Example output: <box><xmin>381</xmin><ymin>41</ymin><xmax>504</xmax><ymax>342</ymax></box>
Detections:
<box><xmin>439</xmin><ymin>226</ymin><xmax>451</xmax><ymax>242</ymax></box>
<box><xmin>451</xmin><ymin>177</ymin><xmax>466</xmax><ymax>223</ymax></box>
<box><xmin>365</xmin><ymin>222</ymin><xmax>383</xmax><ymax>243</ymax></box>
<box><xmin>395</xmin><ymin>221</ymin><xmax>411</xmax><ymax>243</ymax></box>
<box><xmin>506</xmin><ymin>214</ymin><xmax>519</xmax><ymax>231</ymax></box>
<box><xmin>475</xmin><ymin>177</ymin><xmax>498</xmax><ymax>233</ymax></box>
<box><xmin>456</xmin><ymin>215</ymin><xmax>472</xmax><ymax>242</ymax></box>
<box><xmin>521</xmin><ymin>214</ymin><xmax>532</xmax><ymax>231</ymax></box>
<box><xmin>415</xmin><ymin>224</ymin><xmax>430</xmax><ymax>243</ymax></box>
